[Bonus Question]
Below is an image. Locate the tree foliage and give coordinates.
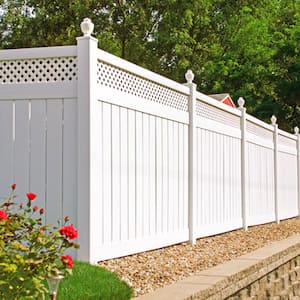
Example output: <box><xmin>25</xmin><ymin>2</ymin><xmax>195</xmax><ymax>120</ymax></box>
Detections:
<box><xmin>1</xmin><ymin>0</ymin><xmax>300</xmax><ymax>130</ymax></box>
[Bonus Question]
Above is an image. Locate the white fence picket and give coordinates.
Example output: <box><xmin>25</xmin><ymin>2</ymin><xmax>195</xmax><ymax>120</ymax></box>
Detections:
<box><xmin>30</xmin><ymin>100</ymin><xmax>47</xmax><ymax>214</ymax></box>
<box><xmin>45</xmin><ymin>100</ymin><xmax>63</xmax><ymax>225</ymax></box>
<box><xmin>102</xmin><ymin>102</ymin><xmax>112</xmax><ymax>244</ymax></box>
<box><xmin>14</xmin><ymin>101</ymin><xmax>30</xmax><ymax>198</ymax></box>
<box><xmin>62</xmin><ymin>99</ymin><xmax>77</xmax><ymax>224</ymax></box>
<box><xmin>0</xmin><ymin>101</ymin><xmax>14</xmax><ymax>195</ymax></box>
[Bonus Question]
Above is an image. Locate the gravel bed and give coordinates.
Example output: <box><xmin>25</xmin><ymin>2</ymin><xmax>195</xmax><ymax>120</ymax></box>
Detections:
<box><xmin>98</xmin><ymin>218</ymin><xmax>300</xmax><ymax>297</ymax></box>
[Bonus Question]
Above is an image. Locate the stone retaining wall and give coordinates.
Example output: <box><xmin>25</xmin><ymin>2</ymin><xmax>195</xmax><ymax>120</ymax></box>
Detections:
<box><xmin>226</xmin><ymin>255</ymin><xmax>300</xmax><ymax>300</ymax></box>
<box><xmin>135</xmin><ymin>234</ymin><xmax>300</xmax><ymax>300</ymax></box>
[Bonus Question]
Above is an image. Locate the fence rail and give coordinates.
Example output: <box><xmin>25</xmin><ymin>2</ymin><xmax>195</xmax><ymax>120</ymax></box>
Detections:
<box><xmin>0</xmin><ymin>20</ymin><xmax>299</xmax><ymax>263</ymax></box>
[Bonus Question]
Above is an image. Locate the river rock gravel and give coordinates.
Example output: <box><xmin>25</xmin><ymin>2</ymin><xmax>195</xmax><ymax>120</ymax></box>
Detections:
<box><xmin>98</xmin><ymin>218</ymin><xmax>300</xmax><ymax>297</ymax></box>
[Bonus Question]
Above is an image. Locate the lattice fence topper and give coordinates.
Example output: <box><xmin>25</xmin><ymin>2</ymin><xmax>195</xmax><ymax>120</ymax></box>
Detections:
<box><xmin>97</xmin><ymin>60</ymin><xmax>189</xmax><ymax>111</ymax></box>
<box><xmin>196</xmin><ymin>100</ymin><xmax>241</xmax><ymax>129</ymax></box>
<box><xmin>247</xmin><ymin>120</ymin><xmax>274</xmax><ymax>140</ymax></box>
<box><xmin>0</xmin><ymin>57</ymin><xmax>77</xmax><ymax>84</ymax></box>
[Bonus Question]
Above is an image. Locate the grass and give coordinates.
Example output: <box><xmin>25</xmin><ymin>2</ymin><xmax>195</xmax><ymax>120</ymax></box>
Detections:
<box><xmin>46</xmin><ymin>261</ymin><xmax>133</xmax><ymax>300</ymax></box>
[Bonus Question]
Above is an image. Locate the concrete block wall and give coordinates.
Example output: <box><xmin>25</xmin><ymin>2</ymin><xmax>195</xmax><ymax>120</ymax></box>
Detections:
<box><xmin>227</xmin><ymin>256</ymin><xmax>300</xmax><ymax>300</ymax></box>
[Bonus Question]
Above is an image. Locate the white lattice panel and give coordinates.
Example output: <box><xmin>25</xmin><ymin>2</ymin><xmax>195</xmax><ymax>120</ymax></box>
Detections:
<box><xmin>246</xmin><ymin>121</ymin><xmax>273</xmax><ymax>140</ymax></box>
<box><xmin>196</xmin><ymin>100</ymin><xmax>240</xmax><ymax>129</ymax></box>
<box><xmin>97</xmin><ymin>60</ymin><xmax>188</xmax><ymax>111</ymax></box>
<box><xmin>278</xmin><ymin>134</ymin><xmax>297</xmax><ymax>149</ymax></box>
<box><xmin>0</xmin><ymin>57</ymin><xmax>77</xmax><ymax>84</ymax></box>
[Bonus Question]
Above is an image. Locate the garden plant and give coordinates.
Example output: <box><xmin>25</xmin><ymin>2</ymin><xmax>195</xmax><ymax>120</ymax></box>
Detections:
<box><xmin>0</xmin><ymin>184</ymin><xmax>79</xmax><ymax>299</ymax></box>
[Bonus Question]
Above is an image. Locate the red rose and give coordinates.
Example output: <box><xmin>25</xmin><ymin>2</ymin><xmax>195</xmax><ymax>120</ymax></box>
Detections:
<box><xmin>26</xmin><ymin>193</ymin><xmax>36</xmax><ymax>201</ymax></box>
<box><xmin>33</xmin><ymin>205</ymin><xmax>39</xmax><ymax>212</ymax></box>
<box><xmin>39</xmin><ymin>208</ymin><xmax>45</xmax><ymax>215</ymax></box>
<box><xmin>61</xmin><ymin>254</ymin><xmax>73</xmax><ymax>268</ymax></box>
<box><xmin>59</xmin><ymin>225</ymin><xmax>78</xmax><ymax>240</ymax></box>
<box><xmin>11</xmin><ymin>183</ymin><xmax>16</xmax><ymax>190</ymax></box>
<box><xmin>0</xmin><ymin>210</ymin><xmax>8</xmax><ymax>221</ymax></box>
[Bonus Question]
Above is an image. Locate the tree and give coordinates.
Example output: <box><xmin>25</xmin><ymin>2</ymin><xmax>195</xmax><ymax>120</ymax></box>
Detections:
<box><xmin>1</xmin><ymin>0</ymin><xmax>300</xmax><ymax>130</ymax></box>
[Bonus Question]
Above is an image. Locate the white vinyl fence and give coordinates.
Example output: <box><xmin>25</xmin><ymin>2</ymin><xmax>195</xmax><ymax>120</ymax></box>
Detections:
<box><xmin>0</xmin><ymin>19</ymin><xmax>299</xmax><ymax>263</ymax></box>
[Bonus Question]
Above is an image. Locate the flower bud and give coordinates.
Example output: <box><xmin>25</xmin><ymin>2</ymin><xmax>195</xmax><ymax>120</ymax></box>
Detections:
<box><xmin>64</xmin><ymin>216</ymin><xmax>70</xmax><ymax>222</ymax></box>
<box><xmin>39</xmin><ymin>208</ymin><xmax>45</xmax><ymax>215</ymax></box>
<box><xmin>33</xmin><ymin>205</ymin><xmax>38</xmax><ymax>212</ymax></box>
<box><xmin>0</xmin><ymin>210</ymin><xmax>8</xmax><ymax>221</ymax></box>
<box><xmin>11</xmin><ymin>183</ymin><xmax>16</xmax><ymax>190</ymax></box>
<box><xmin>26</xmin><ymin>192</ymin><xmax>37</xmax><ymax>201</ymax></box>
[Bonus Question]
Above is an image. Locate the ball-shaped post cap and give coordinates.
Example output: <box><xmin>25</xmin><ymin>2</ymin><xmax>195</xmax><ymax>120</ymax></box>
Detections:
<box><xmin>271</xmin><ymin>115</ymin><xmax>277</xmax><ymax>125</ymax></box>
<box><xmin>81</xmin><ymin>18</ymin><xmax>94</xmax><ymax>36</ymax></box>
<box><xmin>295</xmin><ymin>127</ymin><xmax>299</xmax><ymax>135</ymax></box>
<box><xmin>185</xmin><ymin>70</ymin><xmax>194</xmax><ymax>84</ymax></box>
<box><xmin>237</xmin><ymin>97</ymin><xmax>245</xmax><ymax>108</ymax></box>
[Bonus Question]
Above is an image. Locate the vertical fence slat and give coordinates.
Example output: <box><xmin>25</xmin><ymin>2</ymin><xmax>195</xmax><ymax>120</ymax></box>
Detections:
<box><xmin>0</xmin><ymin>101</ymin><xmax>14</xmax><ymax>195</ymax></box>
<box><xmin>149</xmin><ymin>115</ymin><xmax>156</xmax><ymax>235</ymax></box>
<box><xmin>120</xmin><ymin>107</ymin><xmax>129</xmax><ymax>241</ymax></box>
<box><xmin>143</xmin><ymin>114</ymin><xmax>150</xmax><ymax>236</ymax></box>
<box><xmin>162</xmin><ymin>118</ymin><xmax>168</xmax><ymax>233</ymax></box>
<box><xmin>156</xmin><ymin>117</ymin><xmax>163</xmax><ymax>234</ymax></box>
<box><xmin>178</xmin><ymin>123</ymin><xmax>184</xmax><ymax>230</ymax></box>
<box><xmin>30</xmin><ymin>100</ymin><xmax>46</xmax><ymax>215</ymax></box>
<box><xmin>168</xmin><ymin>120</ymin><xmax>174</xmax><ymax>232</ymax></box>
<box><xmin>127</xmin><ymin>110</ymin><xmax>136</xmax><ymax>239</ymax></box>
<box><xmin>183</xmin><ymin>124</ymin><xmax>189</xmax><ymax>230</ymax></box>
<box><xmin>14</xmin><ymin>100</ymin><xmax>30</xmax><ymax>198</ymax></box>
<box><xmin>102</xmin><ymin>102</ymin><xmax>112</xmax><ymax>243</ymax></box>
<box><xmin>135</xmin><ymin>111</ymin><xmax>143</xmax><ymax>238</ymax></box>
<box><xmin>46</xmin><ymin>100</ymin><xmax>63</xmax><ymax>224</ymax></box>
<box><xmin>173</xmin><ymin>122</ymin><xmax>179</xmax><ymax>230</ymax></box>
<box><xmin>112</xmin><ymin>105</ymin><xmax>121</xmax><ymax>242</ymax></box>
<box><xmin>62</xmin><ymin>99</ymin><xmax>77</xmax><ymax>224</ymax></box>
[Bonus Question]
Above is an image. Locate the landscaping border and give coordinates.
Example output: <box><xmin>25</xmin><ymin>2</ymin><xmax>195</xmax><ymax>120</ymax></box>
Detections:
<box><xmin>134</xmin><ymin>234</ymin><xmax>300</xmax><ymax>299</ymax></box>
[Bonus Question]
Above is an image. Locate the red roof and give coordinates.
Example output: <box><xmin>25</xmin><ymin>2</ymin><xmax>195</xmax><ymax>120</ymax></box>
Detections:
<box><xmin>208</xmin><ymin>94</ymin><xmax>236</xmax><ymax>108</ymax></box>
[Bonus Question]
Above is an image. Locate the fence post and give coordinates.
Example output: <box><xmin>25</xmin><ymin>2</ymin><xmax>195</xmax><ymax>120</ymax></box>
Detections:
<box><xmin>271</xmin><ymin>115</ymin><xmax>279</xmax><ymax>224</ymax></box>
<box><xmin>185</xmin><ymin>70</ymin><xmax>197</xmax><ymax>245</ymax></box>
<box><xmin>295</xmin><ymin>127</ymin><xmax>300</xmax><ymax>218</ymax></box>
<box><xmin>76</xmin><ymin>18</ymin><xmax>100</xmax><ymax>262</ymax></box>
<box><xmin>238</xmin><ymin>97</ymin><xmax>248</xmax><ymax>231</ymax></box>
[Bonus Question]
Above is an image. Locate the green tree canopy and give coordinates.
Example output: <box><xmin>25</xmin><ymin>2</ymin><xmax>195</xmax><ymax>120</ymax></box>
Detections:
<box><xmin>1</xmin><ymin>0</ymin><xmax>300</xmax><ymax>130</ymax></box>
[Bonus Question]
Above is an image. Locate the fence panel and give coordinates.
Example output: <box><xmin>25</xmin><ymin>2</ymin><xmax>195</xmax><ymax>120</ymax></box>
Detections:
<box><xmin>246</xmin><ymin>118</ymin><xmax>275</xmax><ymax>225</ymax></box>
<box><xmin>0</xmin><ymin>97</ymin><xmax>77</xmax><ymax>226</ymax></box>
<box><xmin>194</xmin><ymin>97</ymin><xmax>243</xmax><ymax>237</ymax></box>
<box><xmin>95</xmin><ymin>97</ymin><xmax>189</xmax><ymax>260</ymax></box>
<box><xmin>195</xmin><ymin>126</ymin><xmax>243</xmax><ymax>236</ymax></box>
<box><xmin>278</xmin><ymin>132</ymin><xmax>298</xmax><ymax>219</ymax></box>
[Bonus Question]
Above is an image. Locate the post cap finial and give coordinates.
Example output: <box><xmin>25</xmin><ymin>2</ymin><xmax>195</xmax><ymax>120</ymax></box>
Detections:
<box><xmin>80</xmin><ymin>18</ymin><xmax>94</xmax><ymax>37</ymax></box>
<box><xmin>237</xmin><ymin>97</ymin><xmax>245</xmax><ymax>108</ymax></box>
<box><xmin>185</xmin><ymin>70</ymin><xmax>194</xmax><ymax>84</ymax></box>
<box><xmin>295</xmin><ymin>127</ymin><xmax>299</xmax><ymax>135</ymax></box>
<box><xmin>271</xmin><ymin>115</ymin><xmax>277</xmax><ymax>125</ymax></box>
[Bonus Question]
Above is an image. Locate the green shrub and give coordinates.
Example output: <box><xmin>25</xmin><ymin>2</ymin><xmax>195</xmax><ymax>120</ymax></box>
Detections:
<box><xmin>0</xmin><ymin>184</ymin><xmax>79</xmax><ymax>299</ymax></box>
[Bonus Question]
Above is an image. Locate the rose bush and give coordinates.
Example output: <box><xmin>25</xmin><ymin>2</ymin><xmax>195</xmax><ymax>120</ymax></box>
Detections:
<box><xmin>0</xmin><ymin>184</ymin><xmax>79</xmax><ymax>299</ymax></box>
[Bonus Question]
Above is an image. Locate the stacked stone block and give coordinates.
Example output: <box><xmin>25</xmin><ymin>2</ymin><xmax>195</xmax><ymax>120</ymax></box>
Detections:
<box><xmin>227</xmin><ymin>256</ymin><xmax>300</xmax><ymax>300</ymax></box>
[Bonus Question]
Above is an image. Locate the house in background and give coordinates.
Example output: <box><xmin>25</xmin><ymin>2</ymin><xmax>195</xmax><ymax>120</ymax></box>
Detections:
<box><xmin>209</xmin><ymin>93</ymin><xmax>236</xmax><ymax>108</ymax></box>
